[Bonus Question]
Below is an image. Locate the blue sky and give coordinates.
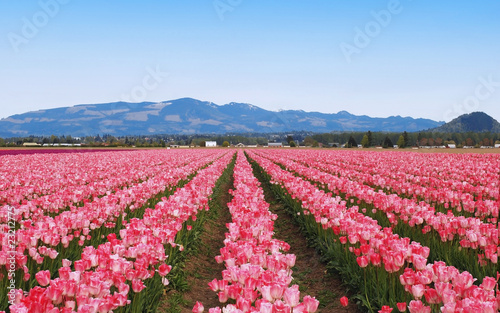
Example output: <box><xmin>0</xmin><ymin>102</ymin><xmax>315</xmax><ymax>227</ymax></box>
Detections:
<box><xmin>1</xmin><ymin>0</ymin><xmax>499</xmax><ymax>122</ymax></box>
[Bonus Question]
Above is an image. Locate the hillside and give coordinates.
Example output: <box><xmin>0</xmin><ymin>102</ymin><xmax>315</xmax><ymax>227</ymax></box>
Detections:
<box><xmin>429</xmin><ymin>112</ymin><xmax>500</xmax><ymax>133</ymax></box>
<box><xmin>0</xmin><ymin>98</ymin><xmax>444</xmax><ymax>137</ymax></box>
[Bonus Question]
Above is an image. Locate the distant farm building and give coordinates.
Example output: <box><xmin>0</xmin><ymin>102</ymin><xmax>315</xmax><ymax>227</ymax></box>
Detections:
<box><xmin>267</xmin><ymin>142</ymin><xmax>283</xmax><ymax>148</ymax></box>
<box><xmin>205</xmin><ymin>141</ymin><xmax>217</xmax><ymax>147</ymax></box>
<box><xmin>23</xmin><ymin>142</ymin><xmax>41</xmax><ymax>147</ymax></box>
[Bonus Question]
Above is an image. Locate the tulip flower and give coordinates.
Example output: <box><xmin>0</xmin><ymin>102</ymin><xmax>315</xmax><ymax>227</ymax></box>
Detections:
<box><xmin>283</xmin><ymin>286</ymin><xmax>300</xmax><ymax>307</ymax></box>
<box><xmin>340</xmin><ymin>296</ymin><xmax>348</xmax><ymax>307</ymax></box>
<box><xmin>35</xmin><ymin>270</ymin><xmax>51</xmax><ymax>287</ymax></box>
<box><xmin>193</xmin><ymin>301</ymin><xmax>204</xmax><ymax>313</ymax></box>
<box><xmin>379</xmin><ymin>305</ymin><xmax>393</xmax><ymax>313</ymax></box>
<box><xmin>158</xmin><ymin>263</ymin><xmax>172</xmax><ymax>276</ymax></box>
<box><xmin>396</xmin><ymin>302</ymin><xmax>407</xmax><ymax>312</ymax></box>
<box><xmin>408</xmin><ymin>300</ymin><xmax>430</xmax><ymax>313</ymax></box>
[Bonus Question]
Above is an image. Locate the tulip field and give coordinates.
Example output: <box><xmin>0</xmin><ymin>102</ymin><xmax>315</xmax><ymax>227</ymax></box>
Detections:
<box><xmin>1</xmin><ymin>148</ymin><xmax>499</xmax><ymax>312</ymax></box>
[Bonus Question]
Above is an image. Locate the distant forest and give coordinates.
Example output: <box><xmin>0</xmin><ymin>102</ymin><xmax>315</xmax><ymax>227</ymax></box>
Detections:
<box><xmin>2</xmin><ymin>130</ymin><xmax>499</xmax><ymax>148</ymax></box>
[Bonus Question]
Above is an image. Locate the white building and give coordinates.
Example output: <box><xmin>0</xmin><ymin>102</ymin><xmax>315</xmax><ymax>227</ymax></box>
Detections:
<box><xmin>205</xmin><ymin>141</ymin><xmax>217</xmax><ymax>147</ymax></box>
<box><xmin>268</xmin><ymin>142</ymin><xmax>283</xmax><ymax>148</ymax></box>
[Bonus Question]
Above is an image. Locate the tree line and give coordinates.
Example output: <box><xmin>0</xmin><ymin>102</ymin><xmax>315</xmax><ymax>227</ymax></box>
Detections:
<box><xmin>0</xmin><ymin>130</ymin><xmax>499</xmax><ymax>148</ymax></box>
<box><xmin>306</xmin><ymin>130</ymin><xmax>500</xmax><ymax>148</ymax></box>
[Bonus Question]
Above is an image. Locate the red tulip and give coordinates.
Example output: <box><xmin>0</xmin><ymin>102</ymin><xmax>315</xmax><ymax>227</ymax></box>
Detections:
<box><xmin>379</xmin><ymin>305</ymin><xmax>393</xmax><ymax>313</ymax></box>
<box><xmin>340</xmin><ymin>296</ymin><xmax>349</xmax><ymax>307</ymax></box>
<box><xmin>396</xmin><ymin>302</ymin><xmax>407</xmax><ymax>312</ymax></box>
<box><xmin>158</xmin><ymin>263</ymin><xmax>172</xmax><ymax>276</ymax></box>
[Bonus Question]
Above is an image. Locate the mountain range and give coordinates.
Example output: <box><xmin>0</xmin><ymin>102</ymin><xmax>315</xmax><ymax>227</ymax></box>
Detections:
<box><xmin>0</xmin><ymin>98</ymin><xmax>445</xmax><ymax>137</ymax></box>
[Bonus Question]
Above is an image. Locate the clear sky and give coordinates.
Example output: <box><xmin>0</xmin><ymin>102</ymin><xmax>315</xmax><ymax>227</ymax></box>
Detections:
<box><xmin>1</xmin><ymin>0</ymin><xmax>499</xmax><ymax>122</ymax></box>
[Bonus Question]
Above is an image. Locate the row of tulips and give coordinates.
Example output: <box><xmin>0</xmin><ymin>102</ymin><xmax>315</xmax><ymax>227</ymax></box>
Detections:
<box><xmin>307</xmin><ymin>150</ymin><xmax>499</xmax><ymax>199</ymax></box>
<box><xmin>287</xmin><ymin>150</ymin><xmax>499</xmax><ymax>220</ymax></box>
<box><xmin>194</xmin><ymin>151</ymin><xmax>319</xmax><ymax>313</ymax></box>
<box><xmin>0</xmin><ymin>150</ymin><xmax>198</xmax><ymax>207</ymax></box>
<box><xmin>4</xmin><ymin>151</ymin><xmax>234</xmax><ymax>312</ymax></box>
<box><xmin>252</xmin><ymin>150</ymin><xmax>499</xmax><ymax>268</ymax></box>
<box><xmin>0</xmin><ymin>150</ymin><xmax>225</xmax><ymax>291</ymax></box>
<box><xmin>247</xmin><ymin>150</ymin><xmax>499</xmax><ymax>312</ymax></box>
<box><xmin>0</xmin><ymin>150</ymin><xmax>219</xmax><ymax>219</ymax></box>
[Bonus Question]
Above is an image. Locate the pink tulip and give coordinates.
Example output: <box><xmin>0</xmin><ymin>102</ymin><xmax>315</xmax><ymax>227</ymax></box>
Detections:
<box><xmin>411</xmin><ymin>284</ymin><xmax>425</xmax><ymax>299</ymax></box>
<box><xmin>62</xmin><ymin>259</ymin><xmax>72</xmax><ymax>267</ymax></box>
<box><xmin>35</xmin><ymin>270</ymin><xmax>51</xmax><ymax>287</ymax></box>
<box><xmin>261</xmin><ymin>285</ymin><xmax>274</xmax><ymax>302</ymax></box>
<box><xmin>208</xmin><ymin>278</ymin><xmax>220</xmax><ymax>292</ymax></box>
<box><xmin>273</xmin><ymin>300</ymin><xmax>291</xmax><ymax>313</ymax></box>
<box><xmin>193</xmin><ymin>301</ymin><xmax>204</xmax><ymax>313</ymax></box>
<box><xmin>236</xmin><ymin>297</ymin><xmax>251</xmax><ymax>312</ymax></box>
<box><xmin>284</xmin><ymin>286</ymin><xmax>300</xmax><ymax>307</ymax></box>
<box><xmin>480</xmin><ymin>276</ymin><xmax>497</xmax><ymax>291</ymax></box>
<box><xmin>270</xmin><ymin>284</ymin><xmax>284</xmax><ymax>299</ymax></box>
<box><xmin>441</xmin><ymin>289</ymin><xmax>457</xmax><ymax>304</ymax></box>
<box><xmin>218</xmin><ymin>291</ymin><xmax>228</xmax><ymax>303</ymax></box>
<box><xmin>260</xmin><ymin>302</ymin><xmax>273</xmax><ymax>313</ymax></box>
<box><xmin>423</xmin><ymin>288</ymin><xmax>441</xmax><ymax>304</ymax></box>
<box><xmin>412</xmin><ymin>255</ymin><xmax>427</xmax><ymax>271</ymax></box>
<box><xmin>356</xmin><ymin>255</ymin><xmax>369</xmax><ymax>268</ymax></box>
<box><xmin>131</xmin><ymin>279</ymin><xmax>146</xmax><ymax>293</ymax></box>
<box><xmin>302</xmin><ymin>296</ymin><xmax>319</xmax><ymax>313</ymax></box>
